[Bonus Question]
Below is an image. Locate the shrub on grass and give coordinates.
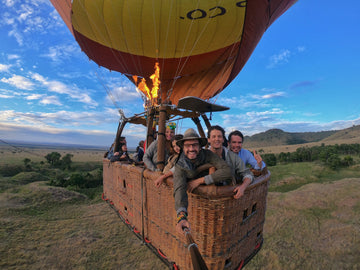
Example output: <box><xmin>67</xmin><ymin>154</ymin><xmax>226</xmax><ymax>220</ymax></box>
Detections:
<box><xmin>11</xmin><ymin>172</ymin><xmax>49</xmax><ymax>184</ymax></box>
<box><xmin>327</xmin><ymin>154</ymin><xmax>342</xmax><ymax>170</ymax></box>
<box><xmin>263</xmin><ymin>153</ymin><xmax>277</xmax><ymax>166</ymax></box>
<box><xmin>0</xmin><ymin>164</ymin><xmax>24</xmax><ymax>177</ymax></box>
<box><xmin>342</xmin><ymin>155</ymin><xmax>354</xmax><ymax>167</ymax></box>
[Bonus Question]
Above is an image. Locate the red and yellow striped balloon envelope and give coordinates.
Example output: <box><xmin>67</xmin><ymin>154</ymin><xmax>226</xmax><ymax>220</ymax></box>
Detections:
<box><xmin>50</xmin><ymin>0</ymin><xmax>297</xmax><ymax>106</ymax></box>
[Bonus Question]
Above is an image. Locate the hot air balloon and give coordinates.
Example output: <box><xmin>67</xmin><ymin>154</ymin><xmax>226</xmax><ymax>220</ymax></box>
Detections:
<box><xmin>51</xmin><ymin>0</ymin><xmax>296</xmax><ymax>105</ymax></box>
<box><xmin>50</xmin><ymin>1</ymin><xmax>297</xmax><ymax>269</ymax></box>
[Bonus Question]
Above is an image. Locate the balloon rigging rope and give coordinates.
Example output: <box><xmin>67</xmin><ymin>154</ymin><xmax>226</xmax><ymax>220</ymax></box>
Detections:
<box><xmin>166</xmin><ymin>0</ymin><xmax>202</xmax><ymax>100</ymax></box>
<box><xmin>76</xmin><ymin>0</ymin><xmax>146</xmax><ymax>114</ymax></box>
<box><xmin>167</xmin><ymin>0</ymin><xmax>229</xmax><ymax>102</ymax></box>
<box><xmin>158</xmin><ymin>0</ymin><xmax>174</xmax><ymax>102</ymax></box>
<box><xmin>93</xmin><ymin>69</ymin><xmax>119</xmax><ymax>110</ymax></box>
<box><xmin>103</xmin><ymin>0</ymin><xmax>141</xmax><ymax>75</ymax></box>
<box><xmin>212</xmin><ymin>1</ymin><xmax>247</xmax><ymax>103</ymax></box>
<box><xmin>61</xmin><ymin>0</ymin><xmax>129</xmax><ymax>113</ymax></box>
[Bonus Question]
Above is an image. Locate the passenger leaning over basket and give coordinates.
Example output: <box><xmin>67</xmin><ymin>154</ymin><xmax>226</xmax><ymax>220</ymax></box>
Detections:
<box><xmin>154</xmin><ymin>134</ymin><xmax>183</xmax><ymax>188</ymax></box>
<box><xmin>228</xmin><ymin>130</ymin><xmax>266</xmax><ymax>175</ymax></box>
<box><xmin>173</xmin><ymin>128</ymin><xmax>232</xmax><ymax>234</ymax></box>
<box><xmin>208</xmin><ymin>126</ymin><xmax>254</xmax><ymax>198</ymax></box>
<box><xmin>143</xmin><ymin>122</ymin><xmax>176</xmax><ymax>171</ymax></box>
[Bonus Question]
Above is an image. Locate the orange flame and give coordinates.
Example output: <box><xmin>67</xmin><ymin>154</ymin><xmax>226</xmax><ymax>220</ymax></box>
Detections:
<box><xmin>150</xmin><ymin>62</ymin><xmax>160</xmax><ymax>99</ymax></box>
<box><xmin>133</xmin><ymin>62</ymin><xmax>160</xmax><ymax>106</ymax></box>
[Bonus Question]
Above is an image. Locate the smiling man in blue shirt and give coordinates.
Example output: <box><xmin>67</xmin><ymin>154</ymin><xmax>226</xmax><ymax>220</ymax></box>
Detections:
<box><xmin>228</xmin><ymin>130</ymin><xmax>266</xmax><ymax>172</ymax></box>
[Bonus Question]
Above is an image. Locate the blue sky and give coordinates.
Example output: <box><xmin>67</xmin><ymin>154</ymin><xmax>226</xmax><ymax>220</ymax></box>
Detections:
<box><xmin>0</xmin><ymin>0</ymin><xmax>359</xmax><ymax>148</ymax></box>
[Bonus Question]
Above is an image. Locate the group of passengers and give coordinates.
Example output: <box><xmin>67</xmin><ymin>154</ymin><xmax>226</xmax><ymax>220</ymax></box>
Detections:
<box><xmin>105</xmin><ymin>136</ymin><xmax>143</xmax><ymax>165</ymax></box>
<box><xmin>106</xmin><ymin>122</ymin><xmax>266</xmax><ymax>234</ymax></box>
<box><xmin>142</xmin><ymin>123</ymin><xmax>267</xmax><ymax>234</ymax></box>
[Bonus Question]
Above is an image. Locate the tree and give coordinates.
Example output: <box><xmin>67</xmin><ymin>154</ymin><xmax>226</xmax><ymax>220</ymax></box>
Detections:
<box><xmin>68</xmin><ymin>173</ymin><xmax>85</xmax><ymax>187</ymax></box>
<box><xmin>327</xmin><ymin>154</ymin><xmax>341</xmax><ymax>170</ymax></box>
<box><xmin>45</xmin><ymin>152</ymin><xmax>61</xmax><ymax>166</ymax></box>
<box><xmin>263</xmin><ymin>153</ymin><xmax>277</xmax><ymax>166</ymax></box>
<box><xmin>23</xmin><ymin>158</ymin><xmax>31</xmax><ymax>165</ymax></box>
<box><xmin>342</xmin><ymin>156</ymin><xmax>354</xmax><ymax>167</ymax></box>
<box><xmin>278</xmin><ymin>152</ymin><xmax>290</xmax><ymax>163</ymax></box>
<box><xmin>61</xmin><ymin>154</ymin><xmax>73</xmax><ymax>169</ymax></box>
<box><xmin>23</xmin><ymin>158</ymin><xmax>32</xmax><ymax>171</ymax></box>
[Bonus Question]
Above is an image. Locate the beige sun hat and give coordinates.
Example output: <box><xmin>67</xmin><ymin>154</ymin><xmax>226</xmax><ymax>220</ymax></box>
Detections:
<box><xmin>176</xmin><ymin>128</ymin><xmax>207</xmax><ymax>148</ymax></box>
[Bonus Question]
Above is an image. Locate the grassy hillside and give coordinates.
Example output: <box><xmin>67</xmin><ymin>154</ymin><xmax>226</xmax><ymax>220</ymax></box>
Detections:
<box><xmin>244</xmin><ymin>129</ymin><xmax>336</xmax><ymax>147</ymax></box>
<box><xmin>0</xmin><ymin>182</ymin><xmax>166</xmax><ymax>270</ymax></box>
<box><xmin>243</xmin><ymin>125</ymin><xmax>360</xmax><ymax>150</ymax></box>
<box><xmin>323</xmin><ymin>125</ymin><xmax>360</xmax><ymax>142</ymax></box>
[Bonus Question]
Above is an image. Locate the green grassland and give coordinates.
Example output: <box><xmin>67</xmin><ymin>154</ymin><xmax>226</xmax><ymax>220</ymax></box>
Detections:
<box><xmin>0</xmin><ymin>146</ymin><xmax>359</xmax><ymax>269</ymax></box>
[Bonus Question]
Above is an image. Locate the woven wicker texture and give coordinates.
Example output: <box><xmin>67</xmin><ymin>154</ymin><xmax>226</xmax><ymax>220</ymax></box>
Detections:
<box><xmin>103</xmin><ymin>159</ymin><xmax>269</xmax><ymax>270</ymax></box>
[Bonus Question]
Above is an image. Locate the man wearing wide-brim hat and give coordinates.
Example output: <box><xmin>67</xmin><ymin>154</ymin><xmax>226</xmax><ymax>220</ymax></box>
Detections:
<box><xmin>173</xmin><ymin>128</ymin><xmax>232</xmax><ymax>234</ymax></box>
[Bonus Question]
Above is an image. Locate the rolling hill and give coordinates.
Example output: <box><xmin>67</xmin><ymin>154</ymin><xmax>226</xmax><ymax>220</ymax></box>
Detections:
<box><xmin>242</xmin><ymin>125</ymin><xmax>360</xmax><ymax>152</ymax></box>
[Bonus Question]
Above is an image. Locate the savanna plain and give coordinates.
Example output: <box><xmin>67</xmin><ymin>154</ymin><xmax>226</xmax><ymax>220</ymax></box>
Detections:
<box><xmin>0</xmin><ymin>141</ymin><xmax>359</xmax><ymax>270</ymax></box>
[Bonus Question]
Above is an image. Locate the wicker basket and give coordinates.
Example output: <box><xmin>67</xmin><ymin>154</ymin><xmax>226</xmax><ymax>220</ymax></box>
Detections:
<box><xmin>103</xmin><ymin>159</ymin><xmax>269</xmax><ymax>269</ymax></box>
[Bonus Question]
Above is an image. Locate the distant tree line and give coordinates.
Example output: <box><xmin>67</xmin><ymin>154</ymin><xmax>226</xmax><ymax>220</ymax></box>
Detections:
<box><xmin>44</xmin><ymin>152</ymin><xmax>74</xmax><ymax>169</ymax></box>
<box><xmin>260</xmin><ymin>143</ymin><xmax>359</xmax><ymax>170</ymax></box>
<box><xmin>0</xmin><ymin>151</ymin><xmax>103</xmax><ymax>198</ymax></box>
<box><xmin>43</xmin><ymin>152</ymin><xmax>103</xmax><ymax>190</ymax></box>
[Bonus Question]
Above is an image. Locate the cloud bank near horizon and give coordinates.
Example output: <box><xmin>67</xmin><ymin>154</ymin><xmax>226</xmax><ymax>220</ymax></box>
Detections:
<box><xmin>1</xmin><ymin>117</ymin><xmax>359</xmax><ymax>148</ymax></box>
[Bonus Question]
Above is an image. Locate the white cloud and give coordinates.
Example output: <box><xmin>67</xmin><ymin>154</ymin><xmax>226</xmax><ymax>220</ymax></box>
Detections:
<box><xmin>217</xmin><ymin>90</ymin><xmax>285</xmax><ymax>110</ymax></box>
<box><xmin>0</xmin><ymin>93</ymin><xmax>14</xmax><ymax>98</ymax></box>
<box><xmin>297</xmin><ymin>46</ymin><xmax>306</xmax><ymax>52</ymax></box>
<box><xmin>0</xmin><ymin>121</ymin><xmax>115</xmax><ymax>147</ymax></box>
<box><xmin>31</xmin><ymin>72</ymin><xmax>98</xmax><ymax>106</ymax></box>
<box><xmin>0</xmin><ymin>88</ymin><xmax>21</xmax><ymax>97</ymax></box>
<box><xmin>42</xmin><ymin>44</ymin><xmax>79</xmax><ymax>63</ymax></box>
<box><xmin>0</xmin><ymin>63</ymin><xmax>11</xmax><ymax>72</ymax></box>
<box><xmin>39</xmin><ymin>95</ymin><xmax>62</xmax><ymax>106</ymax></box>
<box><xmin>2</xmin><ymin>1</ymin><xmax>63</xmax><ymax>46</ymax></box>
<box><xmin>7</xmin><ymin>54</ymin><xmax>20</xmax><ymax>60</ymax></box>
<box><xmin>217</xmin><ymin>96</ymin><xmax>267</xmax><ymax>109</ymax></box>
<box><xmin>0</xmin><ymin>109</ymin><xmax>114</xmax><ymax>128</ymax></box>
<box><xmin>267</xmin><ymin>49</ymin><xmax>291</xmax><ymax>69</ymax></box>
<box><xmin>108</xmin><ymin>85</ymin><xmax>141</xmax><ymax>102</ymax></box>
<box><xmin>105</xmin><ymin>107</ymin><xmax>123</xmax><ymax>118</ymax></box>
<box><xmin>26</xmin><ymin>94</ymin><xmax>42</xmax><ymax>100</ymax></box>
<box><xmin>250</xmin><ymin>91</ymin><xmax>286</xmax><ymax>100</ymax></box>
<box><xmin>1</xmin><ymin>75</ymin><xmax>34</xmax><ymax>90</ymax></box>
<box><xmin>18</xmin><ymin>4</ymin><xmax>33</xmax><ymax>23</ymax></box>
<box><xmin>3</xmin><ymin>15</ymin><xmax>15</xmax><ymax>25</ymax></box>
<box><xmin>4</xmin><ymin>0</ymin><xmax>15</xmax><ymax>7</ymax></box>
<box><xmin>8</xmin><ymin>28</ymin><xmax>23</xmax><ymax>46</ymax></box>
<box><xmin>220</xmin><ymin>108</ymin><xmax>287</xmax><ymax>135</ymax></box>
<box><xmin>245</xmin><ymin>108</ymin><xmax>284</xmax><ymax>118</ymax></box>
